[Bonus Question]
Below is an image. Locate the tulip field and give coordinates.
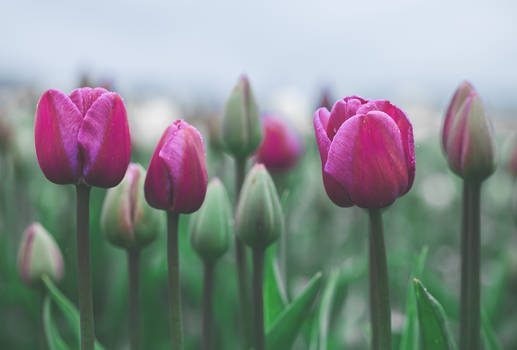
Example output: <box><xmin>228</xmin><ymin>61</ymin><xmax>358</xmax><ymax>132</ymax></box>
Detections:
<box><xmin>0</xmin><ymin>77</ymin><xmax>516</xmax><ymax>350</ymax></box>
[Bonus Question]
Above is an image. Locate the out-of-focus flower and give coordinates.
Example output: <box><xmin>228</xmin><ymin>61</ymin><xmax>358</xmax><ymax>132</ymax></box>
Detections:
<box><xmin>255</xmin><ymin>114</ymin><xmax>302</xmax><ymax>172</ymax></box>
<box><xmin>318</xmin><ymin>88</ymin><xmax>333</xmax><ymax>111</ymax></box>
<box><xmin>18</xmin><ymin>223</ymin><xmax>64</xmax><ymax>286</ymax></box>
<box><xmin>189</xmin><ymin>178</ymin><xmax>232</xmax><ymax>263</ymax></box>
<box><xmin>34</xmin><ymin>87</ymin><xmax>131</xmax><ymax>188</ymax></box>
<box><xmin>236</xmin><ymin>164</ymin><xmax>283</xmax><ymax>249</ymax></box>
<box><xmin>144</xmin><ymin>120</ymin><xmax>208</xmax><ymax>213</ymax></box>
<box><xmin>509</xmin><ymin>138</ymin><xmax>517</xmax><ymax>177</ymax></box>
<box><xmin>442</xmin><ymin>83</ymin><xmax>496</xmax><ymax>181</ymax></box>
<box><xmin>221</xmin><ymin>75</ymin><xmax>262</xmax><ymax>160</ymax></box>
<box><xmin>314</xmin><ymin>97</ymin><xmax>415</xmax><ymax>208</ymax></box>
<box><xmin>101</xmin><ymin>163</ymin><xmax>162</xmax><ymax>250</ymax></box>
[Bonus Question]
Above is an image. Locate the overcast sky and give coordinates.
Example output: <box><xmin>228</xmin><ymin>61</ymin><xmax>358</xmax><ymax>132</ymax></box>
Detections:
<box><xmin>2</xmin><ymin>0</ymin><xmax>516</xmax><ymax>108</ymax></box>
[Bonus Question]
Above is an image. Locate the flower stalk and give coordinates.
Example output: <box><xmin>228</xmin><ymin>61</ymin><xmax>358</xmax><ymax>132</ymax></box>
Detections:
<box><xmin>167</xmin><ymin>211</ymin><xmax>183</xmax><ymax>350</ymax></box>
<box><xmin>202</xmin><ymin>262</ymin><xmax>215</xmax><ymax>350</ymax></box>
<box><xmin>459</xmin><ymin>181</ymin><xmax>481</xmax><ymax>350</ymax></box>
<box><xmin>76</xmin><ymin>184</ymin><xmax>95</xmax><ymax>350</ymax></box>
<box><xmin>251</xmin><ymin>248</ymin><xmax>265</xmax><ymax>350</ymax></box>
<box><xmin>368</xmin><ymin>208</ymin><xmax>391</xmax><ymax>350</ymax></box>
<box><xmin>127</xmin><ymin>249</ymin><xmax>141</xmax><ymax>350</ymax></box>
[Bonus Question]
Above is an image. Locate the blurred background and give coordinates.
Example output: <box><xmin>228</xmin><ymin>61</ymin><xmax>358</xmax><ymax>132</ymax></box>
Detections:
<box><xmin>1</xmin><ymin>0</ymin><xmax>517</xmax><ymax>349</ymax></box>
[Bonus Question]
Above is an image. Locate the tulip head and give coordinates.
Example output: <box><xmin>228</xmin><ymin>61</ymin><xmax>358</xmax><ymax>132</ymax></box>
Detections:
<box><xmin>34</xmin><ymin>87</ymin><xmax>131</xmax><ymax>188</ymax></box>
<box><xmin>144</xmin><ymin>120</ymin><xmax>208</xmax><ymax>213</ymax></box>
<box><xmin>314</xmin><ymin>97</ymin><xmax>415</xmax><ymax>208</ymax></box>
<box><xmin>18</xmin><ymin>223</ymin><xmax>64</xmax><ymax>286</ymax></box>
<box><xmin>255</xmin><ymin>114</ymin><xmax>303</xmax><ymax>172</ymax></box>
<box><xmin>221</xmin><ymin>75</ymin><xmax>263</xmax><ymax>160</ymax></box>
<box><xmin>442</xmin><ymin>85</ymin><xmax>496</xmax><ymax>181</ymax></box>
<box><xmin>101</xmin><ymin>163</ymin><xmax>162</xmax><ymax>250</ymax></box>
<box><xmin>236</xmin><ymin>164</ymin><xmax>283</xmax><ymax>250</ymax></box>
<box><xmin>189</xmin><ymin>178</ymin><xmax>232</xmax><ymax>263</ymax></box>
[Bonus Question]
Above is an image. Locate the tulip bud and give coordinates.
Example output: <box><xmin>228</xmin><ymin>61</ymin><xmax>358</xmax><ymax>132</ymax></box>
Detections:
<box><xmin>189</xmin><ymin>178</ymin><xmax>232</xmax><ymax>263</ymax></box>
<box><xmin>441</xmin><ymin>81</ymin><xmax>474</xmax><ymax>150</ymax></box>
<box><xmin>17</xmin><ymin>223</ymin><xmax>64</xmax><ymax>286</ymax></box>
<box><xmin>235</xmin><ymin>164</ymin><xmax>283</xmax><ymax>250</ymax></box>
<box><xmin>442</xmin><ymin>88</ymin><xmax>496</xmax><ymax>181</ymax></box>
<box><xmin>144</xmin><ymin>120</ymin><xmax>208</xmax><ymax>213</ymax></box>
<box><xmin>101</xmin><ymin>163</ymin><xmax>162</xmax><ymax>250</ymax></box>
<box><xmin>255</xmin><ymin>114</ymin><xmax>303</xmax><ymax>172</ymax></box>
<box><xmin>34</xmin><ymin>87</ymin><xmax>131</xmax><ymax>188</ymax></box>
<box><xmin>221</xmin><ymin>75</ymin><xmax>262</xmax><ymax>160</ymax></box>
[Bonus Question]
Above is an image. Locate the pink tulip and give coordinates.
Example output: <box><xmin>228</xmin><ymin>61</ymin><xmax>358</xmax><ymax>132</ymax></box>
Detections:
<box><xmin>314</xmin><ymin>97</ymin><xmax>415</xmax><ymax>208</ymax></box>
<box><xmin>441</xmin><ymin>81</ymin><xmax>474</xmax><ymax>150</ymax></box>
<box><xmin>144</xmin><ymin>120</ymin><xmax>208</xmax><ymax>213</ymax></box>
<box><xmin>34</xmin><ymin>87</ymin><xmax>131</xmax><ymax>188</ymax></box>
<box><xmin>255</xmin><ymin>114</ymin><xmax>302</xmax><ymax>172</ymax></box>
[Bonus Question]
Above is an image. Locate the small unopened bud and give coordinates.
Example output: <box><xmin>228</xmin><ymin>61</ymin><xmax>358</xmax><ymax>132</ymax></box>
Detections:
<box><xmin>221</xmin><ymin>75</ymin><xmax>263</xmax><ymax>160</ymax></box>
<box><xmin>235</xmin><ymin>164</ymin><xmax>283</xmax><ymax>250</ymax></box>
<box><xmin>189</xmin><ymin>178</ymin><xmax>232</xmax><ymax>263</ymax></box>
<box><xmin>442</xmin><ymin>85</ymin><xmax>496</xmax><ymax>181</ymax></box>
<box><xmin>17</xmin><ymin>223</ymin><xmax>64</xmax><ymax>286</ymax></box>
<box><xmin>101</xmin><ymin>163</ymin><xmax>162</xmax><ymax>250</ymax></box>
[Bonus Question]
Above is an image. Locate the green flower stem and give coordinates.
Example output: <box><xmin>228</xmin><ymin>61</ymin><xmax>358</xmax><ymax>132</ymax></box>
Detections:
<box><xmin>251</xmin><ymin>247</ymin><xmax>265</xmax><ymax>350</ymax></box>
<box><xmin>76</xmin><ymin>184</ymin><xmax>94</xmax><ymax>350</ymax></box>
<box><xmin>39</xmin><ymin>286</ymin><xmax>47</xmax><ymax>350</ymax></box>
<box><xmin>368</xmin><ymin>208</ymin><xmax>391</xmax><ymax>350</ymax></box>
<box><xmin>460</xmin><ymin>181</ymin><xmax>481</xmax><ymax>350</ymax></box>
<box><xmin>234</xmin><ymin>158</ymin><xmax>252</xmax><ymax>348</ymax></box>
<box><xmin>202</xmin><ymin>262</ymin><xmax>215</xmax><ymax>350</ymax></box>
<box><xmin>127</xmin><ymin>249</ymin><xmax>141</xmax><ymax>350</ymax></box>
<box><xmin>167</xmin><ymin>211</ymin><xmax>183</xmax><ymax>350</ymax></box>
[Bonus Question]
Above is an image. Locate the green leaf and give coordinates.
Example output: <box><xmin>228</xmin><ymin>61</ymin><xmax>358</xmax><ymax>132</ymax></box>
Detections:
<box><xmin>43</xmin><ymin>295</ymin><xmax>71</xmax><ymax>350</ymax></box>
<box><xmin>42</xmin><ymin>276</ymin><xmax>106</xmax><ymax>350</ymax></box>
<box><xmin>414</xmin><ymin>279</ymin><xmax>457</xmax><ymax>350</ymax></box>
<box><xmin>484</xmin><ymin>253</ymin><xmax>510</xmax><ymax>321</ymax></box>
<box><xmin>399</xmin><ymin>247</ymin><xmax>428</xmax><ymax>350</ymax></box>
<box><xmin>264</xmin><ymin>245</ymin><xmax>288</xmax><ymax>329</ymax></box>
<box><xmin>266</xmin><ymin>272</ymin><xmax>323</xmax><ymax>350</ymax></box>
<box><xmin>481</xmin><ymin>308</ymin><xmax>502</xmax><ymax>350</ymax></box>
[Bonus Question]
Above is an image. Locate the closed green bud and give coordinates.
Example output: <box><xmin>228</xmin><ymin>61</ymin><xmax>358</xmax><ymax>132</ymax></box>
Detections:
<box><xmin>101</xmin><ymin>163</ymin><xmax>162</xmax><ymax>250</ymax></box>
<box><xmin>18</xmin><ymin>222</ymin><xmax>64</xmax><ymax>287</ymax></box>
<box><xmin>221</xmin><ymin>75</ymin><xmax>263</xmax><ymax>160</ymax></box>
<box><xmin>236</xmin><ymin>164</ymin><xmax>283</xmax><ymax>250</ymax></box>
<box><xmin>189</xmin><ymin>178</ymin><xmax>232</xmax><ymax>263</ymax></box>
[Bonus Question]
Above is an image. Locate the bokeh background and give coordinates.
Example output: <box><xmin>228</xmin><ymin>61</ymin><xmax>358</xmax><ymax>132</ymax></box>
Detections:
<box><xmin>1</xmin><ymin>0</ymin><xmax>517</xmax><ymax>349</ymax></box>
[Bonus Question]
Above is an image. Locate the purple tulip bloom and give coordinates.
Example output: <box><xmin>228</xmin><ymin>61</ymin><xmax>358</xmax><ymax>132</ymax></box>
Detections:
<box><xmin>34</xmin><ymin>87</ymin><xmax>131</xmax><ymax>188</ymax></box>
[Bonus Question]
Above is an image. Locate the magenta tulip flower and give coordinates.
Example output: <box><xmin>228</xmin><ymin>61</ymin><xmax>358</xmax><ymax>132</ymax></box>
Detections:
<box><xmin>314</xmin><ymin>97</ymin><xmax>415</xmax><ymax>209</ymax></box>
<box><xmin>35</xmin><ymin>87</ymin><xmax>131</xmax><ymax>188</ymax></box>
<box><xmin>144</xmin><ymin>120</ymin><xmax>208</xmax><ymax>214</ymax></box>
<box><xmin>255</xmin><ymin>114</ymin><xmax>302</xmax><ymax>172</ymax></box>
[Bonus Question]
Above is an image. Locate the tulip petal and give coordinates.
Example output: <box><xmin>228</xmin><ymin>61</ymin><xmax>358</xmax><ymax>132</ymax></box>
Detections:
<box><xmin>69</xmin><ymin>87</ymin><xmax>109</xmax><ymax>117</ymax></box>
<box><xmin>359</xmin><ymin>100</ymin><xmax>416</xmax><ymax>193</ymax></box>
<box><xmin>34</xmin><ymin>89</ymin><xmax>82</xmax><ymax>184</ymax></box>
<box><xmin>144</xmin><ymin>126</ymin><xmax>175</xmax><ymax>210</ymax></box>
<box><xmin>442</xmin><ymin>81</ymin><xmax>474</xmax><ymax>149</ymax></box>
<box><xmin>78</xmin><ymin>92</ymin><xmax>131</xmax><ymax>188</ymax></box>
<box><xmin>159</xmin><ymin>121</ymin><xmax>208</xmax><ymax>213</ymax></box>
<box><xmin>326</xmin><ymin>96</ymin><xmax>367</xmax><ymax>140</ymax></box>
<box><xmin>313</xmin><ymin>108</ymin><xmax>353</xmax><ymax>207</ymax></box>
<box><xmin>325</xmin><ymin>112</ymin><xmax>409</xmax><ymax>208</ymax></box>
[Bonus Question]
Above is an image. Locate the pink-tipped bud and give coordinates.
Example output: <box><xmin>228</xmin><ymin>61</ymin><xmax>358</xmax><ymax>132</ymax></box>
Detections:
<box><xmin>255</xmin><ymin>114</ymin><xmax>303</xmax><ymax>172</ymax></box>
<box><xmin>101</xmin><ymin>163</ymin><xmax>162</xmax><ymax>250</ymax></box>
<box><xmin>314</xmin><ymin>98</ymin><xmax>415</xmax><ymax>208</ymax></box>
<box><xmin>144</xmin><ymin>120</ymin><xmax>208</xmax><ymax>213</ymax></box>
<box><xmin>442</xmin><ymin>85</ymin><xmax>496</xmax><ymax>181</ymax></box>
<box><xmin>34</xmin><ymin>87</ymin><xmax>131</xmax><ymax>188</ymax></box>
<box><xmin>17</xmin><ymin>223</ymin><xmax>64</xmax><ymax>287</ymax></box>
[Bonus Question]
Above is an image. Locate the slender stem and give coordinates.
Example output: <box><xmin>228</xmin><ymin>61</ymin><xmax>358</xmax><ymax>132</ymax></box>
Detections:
<box><xmin>76</xmin><ymin>184</ymin><xmax>94</xmax><ymax>350</ymax></box>
<box><xmin>368</xmin><ymin>208</ymin><xmax>391</xmax><ymax>350</ymax></box>
<box><xmin>127</xmin><ymin>249</ymin><xmax>141</xmax><ymax>350</ymax></box>
<box><xmin>39</xmin><ymin>287</ymin><xmax>47</xmax><ymax>350</ymax></box>
<box><xmin>202</xmin><ymin>262</ymin><xmax>215</xmax><ymax>350</ymax></box>
<box><xmin>167</xmin><ymin>211</ymin><xmax>183</xmax><ymax>350</ymax></box>
<box><xmin>460</xmin><ymin>181</ymin><xmax>481</xmax><ymax>350</ymax></box>
<box><xmin>234</xmin><ymin>158</ymin><xmax>252</xmax><ymax>348</ymax></box>
<box><xmin>252</xmin><ymin>248</ymin><xmax>265</xmax><ymax>350</ymax></box>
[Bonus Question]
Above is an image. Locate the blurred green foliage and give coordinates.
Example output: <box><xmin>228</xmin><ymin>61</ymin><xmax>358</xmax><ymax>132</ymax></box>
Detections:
<box><xmin>0</xmin><ymin>96</ymin><xmax>515</xmax><ymax>349</ymax></box>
